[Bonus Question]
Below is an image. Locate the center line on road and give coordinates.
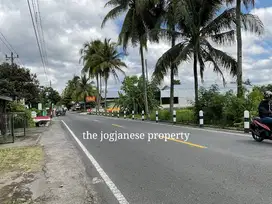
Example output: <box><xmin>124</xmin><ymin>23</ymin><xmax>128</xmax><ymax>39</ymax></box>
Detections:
<box><xmin>112</xmin><ymin>124</ymin><xmax>124</xmax><ymax>128</ymax></box>
<box><xmin>61</xmin><ymin>120</ymin><xmax>129</xmax><ymax>204</ymax></box>
<box><xmin>166</xmin><ymin>137</ymin><xmax>207</xmax><ymax>149</ymax></box>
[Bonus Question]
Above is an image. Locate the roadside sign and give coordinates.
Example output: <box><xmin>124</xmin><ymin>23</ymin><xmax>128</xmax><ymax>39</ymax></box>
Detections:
<box><xmin>31</xmin><ymin>111</ymin><xmax>37</xmax><ymax>118</ymax></box>
<box><xmin>38</xmin><ymin>103</ymin><xmax>42</xmax><ymax>110</ymax></box>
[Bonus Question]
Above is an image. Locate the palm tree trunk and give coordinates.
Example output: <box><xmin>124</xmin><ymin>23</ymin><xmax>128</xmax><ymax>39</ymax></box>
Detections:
<box><xmin>236</xmin><ymin>0</ymin><xmax>243</xmax><ymax>98</ymax></box>
<box><xmin>170</xmin><ymin>34</ymin><xmax>176</xmax><ymax>118</ymax></box>
<box><xmin>96</xmin><ymin>74</ymin><xmax>99</xmax><ymax>112</ymax></box>
<box><xmin>193</xmin><ymin>49</ymin><xmax>199</xmax><ymax>106</ymax></box>
<box><xmin>105</xmin><ymin>78</ymin><xmax>108</xmax><ymax>109</ymax></box>
<box><xmin>99</xmin><ymin>74</ymin><xmax>102</xmax><ymax>109</ymax></box>
<box><xmin>84</xmin><ymin>95</ymin><xmax>86</xmax><ymax>112</ymax></box>
<box><xmin>140</xmin><ymin>45</ymin><xmax>149</xmax><ymax>117</ymax></box>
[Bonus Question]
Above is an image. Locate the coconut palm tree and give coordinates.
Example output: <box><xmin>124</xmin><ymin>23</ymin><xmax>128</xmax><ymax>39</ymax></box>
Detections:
<box><xmin>101</xmin><ymin>0</ymin><xmax>163</xmax><ymax>117</ymax></box>
<box><xmin>79</xmin><ymin>40</ymin><xmax>104</xmax><ymax>112</ymax></box>
<box><xmin>90</xmin><ymin>38</ymin><xmax>127</xmax><ymax>109</ymax></box>
<box><xmin>225</xmin><ymin>0</ymin><xmax>263</xmax><ymax>98</ymax></box>
<box><xmin>148</xmin><ymin>0</ymin><xmax>180</xmax><ymax>117</ymax></box>
<box><xmin>153</xmin><ymin>0</ymin><xmax>263</xmax><ymax>107</ymax></box>
<box><xmin>75</xmin><ymin>74</ymin><xmax>95</xmax><ymax>111</ymax></box>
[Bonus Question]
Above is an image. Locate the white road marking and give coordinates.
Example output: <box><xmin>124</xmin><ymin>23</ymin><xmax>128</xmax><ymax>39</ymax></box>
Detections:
<box><xmin>89</xmin><ymin>115</ymin><xmax>251</xmax><ymax>138</ymax></box>
<box><xmin>92</xmin><ymin>177</ymin><xmax>104</xmax><ymax>184</ymax></box>
<box><xmin>61</xmin><ymin>120</ymin><xmax>129</xmax><ymax>204</ymax></box>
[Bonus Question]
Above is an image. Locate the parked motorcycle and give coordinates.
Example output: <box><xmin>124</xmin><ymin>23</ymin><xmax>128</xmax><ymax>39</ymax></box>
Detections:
<box><xmin>250</xmin><ymin>116</ymin><xmax>272</xmax><ymax>142</ymax></box>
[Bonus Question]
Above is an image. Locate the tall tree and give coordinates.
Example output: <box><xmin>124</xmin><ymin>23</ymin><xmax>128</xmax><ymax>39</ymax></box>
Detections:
<box><xmin>0</xmin><ymin>62</ymin><xmax>40</xmax><ymax>105</ymax></box>
<box><xmin>75</xmin><ymin>74</ymin><xmax>95</xmax><ymax>111</ymax></box>
<box><xmin>79</xmin><ymin>40</ymin><xmax>104</xmax><ymax>112</ymax></box>
<box><xmin>148</xmin><ymin>0</ymin><xmax>179</xmax><ymax>117</ymax></box>
<box><xmin>90</xmin><ymin>38</ymin><xmax>127</xmax><ymax>109</ymax></box>
<box><xmin>225</xmin><ymin>0</ymin><xmax>263</xmax><ymax>98</ymax></box>
<box><xmin>101</xmin><ymin>0</ymin><xmax>163</xmax><ymax>117</ymax></box>
<box><xmin>153</xmin><ymin>0</ymin><xmax>262</xmax><ymax>107</ymax></box>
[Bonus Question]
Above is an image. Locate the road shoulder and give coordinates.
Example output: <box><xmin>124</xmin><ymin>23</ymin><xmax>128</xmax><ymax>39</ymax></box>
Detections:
<box><xmin>36</xmin><ymin>120</ymin><xmax>98</xmax><ymax>203</ymax></box>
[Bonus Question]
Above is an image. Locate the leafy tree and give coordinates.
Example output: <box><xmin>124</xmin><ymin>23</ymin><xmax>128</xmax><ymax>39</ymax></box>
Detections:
<box><xmin>39</xmin><ymin>86</ymin><xmax>61</xmax><ymax>108</ymax></box>
<box><xmin>114</xmin><ymin>76</ymin><xmax>160</xmax><ymax>112</ymax></box>
<box><xmin>61</xmin><ymin>75</ymin><xmax>80</xmax><ymax>108</ymax></box>
<box><xmin>0</xmin><ymin>62</ymin><xmax>40</xmax><ymax>105</ymax></box>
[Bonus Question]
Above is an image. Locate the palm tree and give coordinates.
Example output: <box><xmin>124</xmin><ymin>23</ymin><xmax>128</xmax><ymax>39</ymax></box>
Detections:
<box><xmin>101</xmin><ymin>0</ymin><xmax>163</xmax><ymax>117</ymax></box>
<box><xmin>75</xmin><ymin>74</ymin><xmax>95</xmax><ymax>111</ymax></box>
<box><xmin>91</xmin><ymin>38</ymin><xmax>127</xmax><ymax>109</ymax></box>
<box><xmin>79</xmin><ymin>40</ymin><xmax>104</xmax><ymax>112</ymax></box>
<box><xmin>225</xmin><ymin>0</ymin><xmax>263</xmax><ymax>98</ymax></box>
<box><xmin>148</xmin><ymin>0</ymin><xmax>179</xmax><ymax>117</ymax></box>
<box><xmin>153</xmin><ymin>0</ymin><xmax>262</xmax><ymax>107</ymax></box>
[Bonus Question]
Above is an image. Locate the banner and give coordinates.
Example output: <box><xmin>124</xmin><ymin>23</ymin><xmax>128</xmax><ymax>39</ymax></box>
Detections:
<box><xmin>86</xmin><ymin>96</ymin><xmax>96</xmax><ymax>102</ymax></box>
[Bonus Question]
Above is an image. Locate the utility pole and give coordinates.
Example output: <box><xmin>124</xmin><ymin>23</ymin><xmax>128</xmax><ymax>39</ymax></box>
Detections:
<box><xmin>145</xmin><ymin>59</ymin><xmax>148</xmax><ymax>82</ymax></box>
<box><xmin>5</xmin><ymin>52</ymin><xmax>19</xmax><ymax>66</ymax></box>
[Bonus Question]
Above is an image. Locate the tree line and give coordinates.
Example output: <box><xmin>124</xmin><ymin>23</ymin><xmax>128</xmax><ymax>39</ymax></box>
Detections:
<box><xmin>63</xmin><ymin>0</ymin><xmax>263</xmax><ymax>116</ymax></box>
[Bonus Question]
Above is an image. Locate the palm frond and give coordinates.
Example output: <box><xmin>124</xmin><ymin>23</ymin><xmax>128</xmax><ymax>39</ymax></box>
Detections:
<box><xmin>153</xmin><ymin>41</ymin><xmax>189</xmax><ymax>82</ymax></box>
<box><xmin>240</xmin><ymin>13</ymin><xmax>264</xmax><ymax>35</ymax></box>
<box><xmin>202</xmin><ymin>39</ymin><xmax>237</xmax><ymax>77</ymax></box>
<box><xmin>147</xmin><ymin>28</ymin><xmax>183</xmax><ymax>42</ymax></box>
<box><xmin>118</xmin><ymin>9</ymin><xmax>134</xmax><ymax>51</ymax></box>
<box><xmin>209</xmin><ymin>30</ymin><xmax>235</xmax><ymax>45</ymax></box>
<box><xmin>203</xmin><ymin>49</ymin><xmax>227</xmax><ymax>86</ymax></box>
<box><xmin>101</xmin><ymin>5</ymin><xmax>127</xmax><ymax>28</ymax></box>
<box><xmin>201</xmin><ymin>8</ymin><xmax>236</xmax><ymax>36</ymax></box>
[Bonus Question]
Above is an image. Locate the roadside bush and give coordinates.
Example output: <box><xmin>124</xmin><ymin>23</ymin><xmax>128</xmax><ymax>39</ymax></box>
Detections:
<box><xmin>159</xmin><ymin>109</ymin><xmax>171</xmax><ymax>121</ymax></box>
<box><xmin>8</xmin><ymin>101</ymin><xmax>35</xmax><ymax>128</ymax></box>
<box><xmin>176</xmin><ymin>109</ymin><xmax>194</xmax><ymax>123</ymax></box>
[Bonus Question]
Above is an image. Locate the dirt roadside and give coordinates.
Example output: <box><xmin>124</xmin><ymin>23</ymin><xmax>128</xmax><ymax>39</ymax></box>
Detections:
<box><xmin>0</xmin><ymin>121</ymin><xmax>98</xmax><ymax>204</ymax></box>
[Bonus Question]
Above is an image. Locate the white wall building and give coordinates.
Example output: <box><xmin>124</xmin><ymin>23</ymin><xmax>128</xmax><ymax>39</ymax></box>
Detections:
<box><xmin>160</xmin><ymin>85</ymin><xmax>193</xmax><ymax>108</ymax></box>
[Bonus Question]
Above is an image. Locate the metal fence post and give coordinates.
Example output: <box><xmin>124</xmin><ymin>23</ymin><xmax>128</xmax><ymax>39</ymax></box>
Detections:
<box><xmin>11</xmin><ymin>113</ymin><xmax>14</xmax><ymax>143</ymax></box>
<box><xmin>244</xmin><ymin>110</ymin><xmax>250</xmax><ymax>133</ymax></box>
<box><xmin>156</xmin><ymin>111</ymin><xmax>158</xmax><ymax>123</ymax></box>
<box><xmin>142</xmin><ymin>110</ymin><xmax>144</xmax><ymax>121</ymax></box>
<box><xmin>199</xmin><ymin>110</ymin><xmax>204</xmax><ymax>127</ymax></box>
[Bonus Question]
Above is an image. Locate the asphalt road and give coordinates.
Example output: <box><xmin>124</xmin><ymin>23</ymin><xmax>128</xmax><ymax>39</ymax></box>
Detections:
<box><xmin>61</xmin><ymin>112</ymin><xmax>272</xmax><ymax>204</ymax></box>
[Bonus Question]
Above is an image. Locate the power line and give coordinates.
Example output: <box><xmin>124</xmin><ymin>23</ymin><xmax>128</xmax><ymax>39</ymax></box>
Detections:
<box><xmin>36</xmin><ymin>0</ymin><xmax>49</xmax><ymax>67</ymax></box>
<box><xmin>0</xmin><ymin>31</ymin><xmax>24</xmax><ymax>66</ymax></box>
<box><xmin>27</xmin><ymin>0</ymin><xmax>48</xmax><ymax>83</ymax></box>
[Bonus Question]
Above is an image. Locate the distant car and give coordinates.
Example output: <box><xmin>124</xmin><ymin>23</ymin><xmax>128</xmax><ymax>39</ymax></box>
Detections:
<box><xmin>56</xmin><ymin>108</ymin><xmax>66</xmax><ymax>116</ymax></box>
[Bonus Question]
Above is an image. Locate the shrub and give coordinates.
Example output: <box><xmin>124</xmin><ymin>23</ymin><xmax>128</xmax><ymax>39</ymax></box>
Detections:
<box><xmin>8</xmin><ymin>101</ymin><xmax>35</xmax><ymax>128</ymax></box>
<box><xmin>158</xmin><ymin>109</ymin><xmax>171</xmax><ymax>121</ymax></box>
<box><xmin>176</xmin><ymin>109</ymin><xmax>194</xmax><ymax>123</ymax></box>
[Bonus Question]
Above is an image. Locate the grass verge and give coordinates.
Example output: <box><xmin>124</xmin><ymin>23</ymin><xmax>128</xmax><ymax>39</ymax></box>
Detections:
<box><xmin>0</xmin><ymin>146</ymin><xmax>44</xmax><ymax>174</ymax></box>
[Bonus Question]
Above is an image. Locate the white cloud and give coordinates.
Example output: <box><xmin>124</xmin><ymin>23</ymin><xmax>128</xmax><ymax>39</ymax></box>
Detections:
<box><xmin>0</xmin><ymin>1</ymin><xmax>271</xmax><ymax>105</ymax></box>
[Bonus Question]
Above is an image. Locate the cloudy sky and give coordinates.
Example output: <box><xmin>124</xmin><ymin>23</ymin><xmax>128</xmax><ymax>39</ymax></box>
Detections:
<box><xmin>0</xmin><ymin>0</ymin><xmax>271</xmax><ymax>103</ymax></box>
